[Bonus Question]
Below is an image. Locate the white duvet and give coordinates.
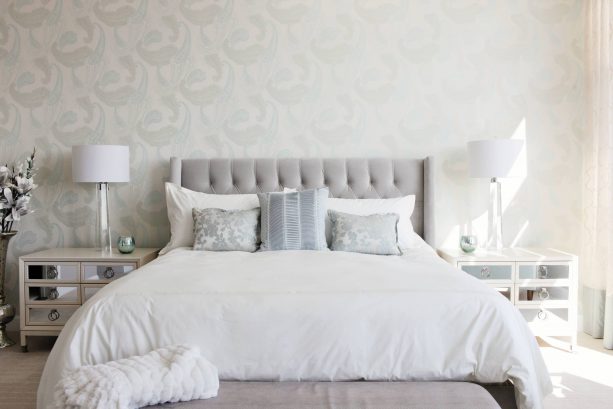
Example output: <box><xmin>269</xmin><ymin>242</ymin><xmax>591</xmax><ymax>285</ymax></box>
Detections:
<box><xmin>38</xmin><ymin>246</ymin><xmax>552</xmax><ymax>409</ymax></box>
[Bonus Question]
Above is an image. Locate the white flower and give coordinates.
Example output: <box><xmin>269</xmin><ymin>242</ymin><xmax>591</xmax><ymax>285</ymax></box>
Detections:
<box><xmin>0</xmin><ymin>166</ymin><xmax>9</xmax><ymax>188</ymax></box>
<box><xmin>2</xmin><ymin>188</ymin><xmax>31</xmax><ymax>222</ymax></box>
<box><xmin>0</xmin><ymin>187</ymin><xmax>12</xmax><ymax>209</ymax></box>
<box><xmin>15</xmin><ymin>176</ymin><xmax>35</xmax><ymax>194</ymax></box>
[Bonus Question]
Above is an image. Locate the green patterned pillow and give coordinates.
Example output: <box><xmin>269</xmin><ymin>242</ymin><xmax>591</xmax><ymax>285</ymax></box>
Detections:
<box><xmin>328</xmin><ymin>210</ymin><xmax>400</xmax><ymax>255</ymax></box>
<box><xmin>192</xmin><ymin>208</ymin><xmax>260</xmax><ymax>252</ymax></box>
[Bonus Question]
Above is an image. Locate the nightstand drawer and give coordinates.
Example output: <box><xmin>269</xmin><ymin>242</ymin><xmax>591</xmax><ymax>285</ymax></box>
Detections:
<box><xmin>26</xmin><ymin>305</ymin><xmax>78</xmax><ymax>326</ymax></box>
<box><xmin>517</xmin><ymin>262</ymin><xmax>570</xmax><ymax>280</ymax></box>
<box><xmin>515</xmin><ymin>284</ymin><xmax>570</xmax><ymax>306</ymax></box>
<box><xmin>81</xmin><ymin>262</ymin><xmax>137</xmax><ymax>283</ymax></box>
<box><xmin>25</xmin><ymin>284</ymin><xmax>80</xmax><ymax>304</ymax></box>
<box><xmin>458</xmin><ymin>262</ymin><xmax>514</xmax><ymax>281</ymax></box>
<box><xmin>519</xmin><ymin>307</ymin><xmax>569</xmax><ymax>328</ymax></box>
<box><xmin>488</xmin><ymin>284</ymin><xmax>514</xmax><ymax>302</ymax></box>
<box><xmin>81</xmin><ymin>284</ymin><xmax>105</xmax><ymax>302</ymax></box>
<box><xmin>25</xmin><ymin>262</ymin><xmax>80</xmax><ymax>282</ymax></box>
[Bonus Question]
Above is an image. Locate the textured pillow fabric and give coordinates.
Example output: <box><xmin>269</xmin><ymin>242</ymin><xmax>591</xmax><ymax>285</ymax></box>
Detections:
<box><xmin>328</xmin><ymin>210</ymin><xmax>401</xmax><ymax>255</ymax></box>
<box><xmin>327</xmin><ymin>195</ymin><xmax>417</xmax><ymax>249</ymax></box>
<box><xmin>192</xmin><ymin>208</ymin><xmax>260</xmax><ymax>252</ymax></box>
<box><xmin>258</xmin><ymin>188</ymin><xmax>328</xmax><ymax>251</ymax></box>
<box><xmin>161</xmin><ymin>183</ymin><xmax>259</xmax><ymax>255</ymax></box>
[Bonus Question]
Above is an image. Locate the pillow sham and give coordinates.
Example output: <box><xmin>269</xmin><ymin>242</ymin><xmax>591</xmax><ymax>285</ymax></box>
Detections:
<box><xmin>258</xmin><ymin>188</ymin><xmax>328</xmax><ymax>251</ymax></box>
<box><xmin>328</xmin><ymin>210</ymin><xmax>401</xmax><ymax>255</ymax></box>
<box><xmin>192</xmin><ymin>208</ymin><xmax>260</xmax><ymax>252</ymax></box>
<box><xmin>161</xmin><ymin>183</ymin><xmax>259</xmax><ymax>255</ymax></box>
<box><xmin>327</xmin><ymin>195</ymin><xmax>417</xmax><ymax>249</ymax></box>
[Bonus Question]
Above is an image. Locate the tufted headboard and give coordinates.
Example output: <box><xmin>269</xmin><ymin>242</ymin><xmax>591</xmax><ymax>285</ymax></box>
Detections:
<box><xmin>169</xmin><ymin>157</ymin><xmax>435</xmax><ymax>245</ymax></box>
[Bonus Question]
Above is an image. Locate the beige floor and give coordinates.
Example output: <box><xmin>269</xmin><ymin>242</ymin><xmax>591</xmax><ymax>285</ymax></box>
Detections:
<box><xmin>0</xmin><ymin>332</ymin><xmax>612</xmax><ymax>409</ymax></box>
<box><xmin>542</xmin><ymin>332</ymin><xmax>613</xmax><ymax>409</ymax></box>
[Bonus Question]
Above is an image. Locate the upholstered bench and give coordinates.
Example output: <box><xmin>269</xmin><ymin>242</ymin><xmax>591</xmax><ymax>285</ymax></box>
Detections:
<box><xmin>156</xmin><ymin>381</ymin><xmax>507</xmax><ymax>409</ymax></box>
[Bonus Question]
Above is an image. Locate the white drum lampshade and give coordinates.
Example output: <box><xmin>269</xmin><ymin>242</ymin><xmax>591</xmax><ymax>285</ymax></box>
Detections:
<box><xmin>72</xmin><ymin>145</ymin><xmax>130</xmax><ymax>183</ymax></box>
<box><xmin>466</xmin><ymin>139</ymin><xmax>526</xmax><ymax>250</ymax></box>
<box><xmin>72</xmin><ymin>145</ymin><xmax>130</xmax><ymax>253</ymax></box>
<box><xmin>467</xmin><ymin>139</ymin><xmax>525</xmax><ymax>179</ymax></box>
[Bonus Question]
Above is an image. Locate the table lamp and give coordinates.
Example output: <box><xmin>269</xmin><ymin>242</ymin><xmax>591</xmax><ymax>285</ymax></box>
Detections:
<box><xmin>467</xmin><ymin>139</ymin><xmax>525</xmax><ymax>250</ymax></box>
<box><xmin>72</xmin><ymin>145</ymin><xmax>130</xmax><ymax>253</ymax></box>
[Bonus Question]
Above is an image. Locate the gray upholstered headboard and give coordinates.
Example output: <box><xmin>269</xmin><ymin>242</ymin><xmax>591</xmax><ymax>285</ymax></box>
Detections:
<box><xmin>169</xmin><ymin>157</ymin><xmax>435</xmax><ymax>245</ymax></box>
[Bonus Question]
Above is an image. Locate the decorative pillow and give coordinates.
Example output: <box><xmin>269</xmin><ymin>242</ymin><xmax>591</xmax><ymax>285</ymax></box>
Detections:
<box><xmin>192</xmin><ymin>208</ymin><xmax>260</xmax><ymax>252</ymax></box>
<box><xmin>258</xmin><ymin>188</ymin><xmax>328</xmax><ymax>251</ymax></box>
<box><xmin>161</xmin><ymin>183</ymin><xmax>259</xmax><ymax>255</ymax></box>
<box><xmin>328</xmin><ymin>210</ymin><xmax>401</xmax><ymax>255</ymax></box>
<box><xmin>327</xmin><ymin>195</ymin><xmax>417</xmax><ymax>249</ymax></box>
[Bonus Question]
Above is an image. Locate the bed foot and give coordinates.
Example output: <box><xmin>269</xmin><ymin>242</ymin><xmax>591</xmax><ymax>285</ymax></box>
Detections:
<box><xmin>21</xmin><ymin>344</ymin><xmax>28</xmax><ymax>353</ymax></box>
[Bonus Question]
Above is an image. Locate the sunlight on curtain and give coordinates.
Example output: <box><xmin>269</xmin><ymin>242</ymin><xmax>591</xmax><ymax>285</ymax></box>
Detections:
<box><xmin>582</xmin><ymin>0</ymin><xmax>613</xmax><ymax>349</ymax></box>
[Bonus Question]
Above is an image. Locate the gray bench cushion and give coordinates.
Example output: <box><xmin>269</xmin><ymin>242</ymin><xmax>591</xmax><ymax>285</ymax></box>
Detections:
<box><xmin>156</xmin><ymin>381</ymin><xmax>502</xmax><ymax>409</ymax></box>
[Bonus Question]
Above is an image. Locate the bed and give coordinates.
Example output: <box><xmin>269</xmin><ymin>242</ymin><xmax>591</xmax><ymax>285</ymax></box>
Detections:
<box><xmin>37</xmin><ymin>158</ymin><xmax>551</xmax><ymax>409</ymax></box>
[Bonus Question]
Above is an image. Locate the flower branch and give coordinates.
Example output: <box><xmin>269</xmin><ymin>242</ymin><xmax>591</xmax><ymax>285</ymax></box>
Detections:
<box><xmin>0</xmin><ymin>148</ymin><xmax>37</xmax><ymax>233</ymax></box>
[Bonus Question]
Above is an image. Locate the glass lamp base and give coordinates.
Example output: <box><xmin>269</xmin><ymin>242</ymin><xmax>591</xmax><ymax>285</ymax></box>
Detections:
<box><xmin>96</xmin><ymin>182</ymin><xmax>112</xmax><ymax>253</ymax></box>
<box><xmin>487</xmin><ymin>178</ymin><xmax>503</xmax><ymax>250</ymax></box>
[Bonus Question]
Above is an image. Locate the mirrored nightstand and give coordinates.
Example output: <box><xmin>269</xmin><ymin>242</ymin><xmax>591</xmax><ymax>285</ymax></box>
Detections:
<box><xmin>437</xmin><ymin>247</ymin><xmax>578</xmax><ymax>350</ymax></box>
<box><xmin>19</xmin><ymin>248</ymin><xmax>158</xmax><ymax>352</ymax></box>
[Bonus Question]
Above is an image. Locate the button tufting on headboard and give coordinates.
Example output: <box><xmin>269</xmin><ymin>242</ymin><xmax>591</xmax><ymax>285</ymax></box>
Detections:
<box><xmin>169</xmin><ymin>157</ymin><xmax>435</xmax><ymax>245</ymax></box>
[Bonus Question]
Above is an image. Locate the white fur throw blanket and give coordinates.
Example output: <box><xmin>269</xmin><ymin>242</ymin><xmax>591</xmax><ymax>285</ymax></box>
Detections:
<box><xmin>53</xmin><ymin>345</ymin><xmax>219</xmax><ymax>409</ymax></box>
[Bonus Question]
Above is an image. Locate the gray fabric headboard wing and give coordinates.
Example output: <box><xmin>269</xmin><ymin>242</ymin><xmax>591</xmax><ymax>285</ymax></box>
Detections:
<box><xmin>169</xmin><ymin>157</ymin><xmax>435</xmax><ymax>245</ymax></box>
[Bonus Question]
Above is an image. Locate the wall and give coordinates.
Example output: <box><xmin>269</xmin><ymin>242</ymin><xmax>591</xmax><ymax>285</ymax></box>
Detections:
<box><xmin>0</xmin><ymin>0</ymin><xmax>584</xmax><ymax>326</ymax></box>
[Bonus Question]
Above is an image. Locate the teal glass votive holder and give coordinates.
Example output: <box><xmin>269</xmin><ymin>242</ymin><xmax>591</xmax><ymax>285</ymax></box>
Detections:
<box><xmin>460</xmin><ymin>235</ymin><xmax>478</xmax><ymax>253</ymax></box>
<box><xmin>117</xmin><ymin>236</ymin><xmax>136</xmax><ymax>254</ymax></box>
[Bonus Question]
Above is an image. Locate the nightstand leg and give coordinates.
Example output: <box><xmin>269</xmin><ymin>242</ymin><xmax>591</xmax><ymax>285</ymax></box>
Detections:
<box><xmin>20</xmin><ymin>333</ymin><xmax>28</xmax><ymax>353</ymax></box>
<box><xmin>570</xmin><ymin>333</ymin><xmax>578</xmax><ymax>353</ymax></box>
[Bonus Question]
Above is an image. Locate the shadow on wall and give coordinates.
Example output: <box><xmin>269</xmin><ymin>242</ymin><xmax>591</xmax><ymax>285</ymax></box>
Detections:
<box><xmin>439</xmin><ymin>118</ymin><xmax>530</xmax><ymax>249</ymax></box>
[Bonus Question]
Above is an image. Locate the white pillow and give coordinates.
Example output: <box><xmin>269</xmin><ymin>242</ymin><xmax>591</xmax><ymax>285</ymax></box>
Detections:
<box><xmin>327</xmin><ymin>195</ymin><xmax>418</xmax><ymax>249</ymax></box>
<box><xmin>161</xmin><ymin>183</ymin><xmax>259</xmax><ymax>255</ymax></box>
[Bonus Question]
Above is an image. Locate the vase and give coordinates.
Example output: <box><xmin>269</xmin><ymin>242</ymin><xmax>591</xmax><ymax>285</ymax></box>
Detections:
<box><xmin>460</xmin><ymin>235</ymin><xmax>478</xmax><ymax>253</ymax></box>
<box><xmin>117</xmin><ymin>236</ymin><xmax>136</xmax><ymax>254</ymax></box>
<box><xmin>0</xmin><ymin>231</ymin><xmax>16</xmax><ymax>348</ymax></box>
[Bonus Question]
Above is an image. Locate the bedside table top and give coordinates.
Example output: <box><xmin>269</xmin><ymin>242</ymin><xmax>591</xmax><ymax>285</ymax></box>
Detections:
<box><xmin>20</xmin><ymin>248</ymin><xmax>160</xmax><ymax>262</ymax></box>
<box><xmin>437</xmin><ymin>247</ymin><xmax>577</xmax><ymax>262</ymax></box>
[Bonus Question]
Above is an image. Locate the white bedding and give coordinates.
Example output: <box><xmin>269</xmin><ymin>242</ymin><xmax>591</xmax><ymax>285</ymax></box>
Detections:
<box><xmin>38</xmin><ymin>245</ymin><xmax>551</xmax><ymax>409</ymax></box>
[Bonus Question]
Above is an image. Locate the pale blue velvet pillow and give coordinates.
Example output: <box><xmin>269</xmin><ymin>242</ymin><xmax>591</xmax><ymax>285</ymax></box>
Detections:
<box><xmin>258</xmin><ymin>188</ymin><xmax>328</xmax><ymax>251</ymax></box>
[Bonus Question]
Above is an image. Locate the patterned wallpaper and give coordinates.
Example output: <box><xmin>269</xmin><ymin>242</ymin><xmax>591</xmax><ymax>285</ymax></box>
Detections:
<box><xmin>0</xmin><ymin>0</ymin><xmax>584</xmax><ymax>325</ymax></box>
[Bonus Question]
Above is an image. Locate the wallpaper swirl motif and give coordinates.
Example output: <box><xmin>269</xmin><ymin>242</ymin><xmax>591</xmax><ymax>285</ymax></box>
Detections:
<box><xmin>0</xmin><ymin>0</ymin><xmax>584</xmax><ymax>327</ymax></box>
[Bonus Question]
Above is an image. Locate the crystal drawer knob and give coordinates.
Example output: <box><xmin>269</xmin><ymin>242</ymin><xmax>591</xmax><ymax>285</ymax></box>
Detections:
<box><xmin>48</xmin><ymin>309</ymin><xmax>60</xmax><ymax>322</ymax></box>
<box><xmin>480</xmin><ymin>266</ymin><xmax>491</xmax><ymax>279</ymax></box>
<box><xmin>103</xmin><ymin>267</ymin><xmax>115</xmax><ymax>279</ymax></box>
<box><xmin>538</xmin><ymin>265</ymin><xmax>548</xmax><ymax>279</ymax></box>
<box><xmin>48</xmin><ymin>289</ymin><xmax>59</xmax><ymax>300</ymax></box>
<box><xmin>539</xmin><ymin>288</ymin><xmax>550</xmax><ymax>300</ymax></box>
<box><xmin>537</xmin><ymin>310</ymin><xmax>548</xmax><ymax>320</ymax></box>
<box><xmin>47</xmin><ymin>266</ymin><xmax>58</xmax><ymax>279</ymax></box>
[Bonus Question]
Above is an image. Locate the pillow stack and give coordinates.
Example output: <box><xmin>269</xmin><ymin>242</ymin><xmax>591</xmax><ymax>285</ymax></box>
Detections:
<box><xmin>161</xmin><ymin>183</ymin><xmax>258</xmax><ymax>255</ymax></box>
<box><xmin>162</xmin><ymin>182</ymin><xmax>420</xmax><ymax>255</ymax></box>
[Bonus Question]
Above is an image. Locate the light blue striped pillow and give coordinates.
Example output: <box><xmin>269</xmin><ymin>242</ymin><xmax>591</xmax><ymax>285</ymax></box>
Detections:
<box><xmin>258</xmin><ymin>188</ymin><xmax>329</xmax><ymax>251</ymax></box>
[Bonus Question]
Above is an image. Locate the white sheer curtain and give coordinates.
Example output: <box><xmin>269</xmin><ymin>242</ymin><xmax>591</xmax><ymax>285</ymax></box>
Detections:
<box><xmin>583</xmin><ymin>0</ymin><xmax>613</xmax><ymax>349</ymax></box>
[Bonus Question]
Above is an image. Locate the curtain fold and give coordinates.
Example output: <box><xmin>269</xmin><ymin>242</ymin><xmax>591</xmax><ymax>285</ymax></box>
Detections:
<box><xmin>582</xmin><ymin>0</ymin><xmax>613</xmax><ymax>349</ymax></box>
